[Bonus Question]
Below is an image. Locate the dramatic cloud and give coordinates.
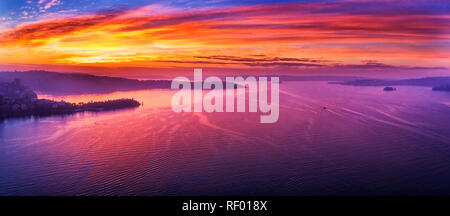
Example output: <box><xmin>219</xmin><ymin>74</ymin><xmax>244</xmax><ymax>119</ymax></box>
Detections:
<box><xmin>1</xmin><ymin>10</ymin><xmax>124</xmax><ymax>46</ymax></box>
<box><xmin>0</xmin><ymin>1</ymin><xmax>448</xmax><ymax>70</ymax></box>
<box><xmin>156</xmin><ymin>55</ymin><xmax>326</xmax><ymax>67</ymax></box>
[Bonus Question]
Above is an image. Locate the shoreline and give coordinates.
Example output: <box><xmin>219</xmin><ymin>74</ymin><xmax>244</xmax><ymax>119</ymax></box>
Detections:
<box><xmin>0</xmin><ymin>79</ymin><xmax>141</xmax><ymax>120</ymax></box>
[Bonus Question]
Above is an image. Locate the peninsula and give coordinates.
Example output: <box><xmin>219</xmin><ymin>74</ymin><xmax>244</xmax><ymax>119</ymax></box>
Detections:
<box><xmin>0</xmin><ymin>79</ymin><xmax>140</xmax><ymax>119</ymax></box>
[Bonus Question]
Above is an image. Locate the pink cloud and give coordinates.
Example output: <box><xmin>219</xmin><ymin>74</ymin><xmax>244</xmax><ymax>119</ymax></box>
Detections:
<box><xmin>38</xmin><ymin>0</ymin><xmax>62</xmax><ymax>12</ymax></box>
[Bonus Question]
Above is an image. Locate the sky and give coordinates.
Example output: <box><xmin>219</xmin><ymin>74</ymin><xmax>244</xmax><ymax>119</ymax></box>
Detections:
<box><xmin>0</xmin><ymin>0</ymin><xmax>449</xmax><ymax>76</ymax></box>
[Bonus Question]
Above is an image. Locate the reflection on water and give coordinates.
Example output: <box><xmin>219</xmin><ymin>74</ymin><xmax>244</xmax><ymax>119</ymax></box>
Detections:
<box><xmin>1</xmin><ymin>82</ymin><xmax>450</xmax><ymax>195</ymax></box>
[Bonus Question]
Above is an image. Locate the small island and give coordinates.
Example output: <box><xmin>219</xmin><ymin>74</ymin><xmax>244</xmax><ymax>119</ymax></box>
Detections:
<box><xmin>0</xmin><ymin>79</ymin><xmax>140</xmax><ymax>119</ymax></box>
<box><xmin>383</xmin><ymin>86</ymin><xmax>396</xmax><ymax>91</ymax></box>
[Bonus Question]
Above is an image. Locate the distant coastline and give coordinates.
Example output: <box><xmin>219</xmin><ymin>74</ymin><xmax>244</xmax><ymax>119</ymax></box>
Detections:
<box><xmin>333</xmin><ymin>77</ymin><xmax>450</xmax><ymax>92</ymax></box>
<box><xmin>0</xmin><ymin>70</ymin><xmax>173</xmax><ymax>95</ymax></box>
<box><xmin>0</xmin><ymin>70</ymin><xmax>245</xmax><ymax>95</ymax></box>
<box><xmin>432</xmin><ymin>85</ymin><xmax>450</xmax><ymax>92</ymax></box>
<box><xmin>2</xmin><ymin>70</ymin><xmax>450</xmax><ymax>98</ymax></box>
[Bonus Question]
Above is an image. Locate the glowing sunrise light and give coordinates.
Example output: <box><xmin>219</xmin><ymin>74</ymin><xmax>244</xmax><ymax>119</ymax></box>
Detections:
<box><xmin>0</xmin><ymin>0</ymin><xmax>448</xmax><ymax>73</ymax></box>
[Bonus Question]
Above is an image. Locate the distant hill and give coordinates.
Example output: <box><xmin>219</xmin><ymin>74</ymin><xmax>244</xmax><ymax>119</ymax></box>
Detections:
<box><xmin>336</xmin><ymin>77</ymin><xmax>450</xmax><ymax>92</ymax></box>
<box><xmin>432</xmin><ymin>85</ymin><xmax>450</xmax><ymax>92</ymax></box>
<box><xmin>0</xmin><ymin>71</ymin><xmax>172</xmax><ymax>94</ymax></box>
<box><xmin>0</xmin><ymin>71</ymin><xmax>363</xmax><ymax>95</ymax></box>
<box><xmin>279</xmin><ymin>75</ymin><xmax>363</xmax><ymax>82</ymax></box>
<box><xmin>338</xmin><ymin>77</ymin><xmax>450</xmax><ymax>87</ymax></box>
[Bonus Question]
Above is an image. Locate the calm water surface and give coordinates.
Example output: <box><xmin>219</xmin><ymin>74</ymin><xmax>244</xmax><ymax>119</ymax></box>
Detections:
<box><xmin>1</xmin><ymin>82</ymin><xmax>450</xmax><ymax>195</ymax></box>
